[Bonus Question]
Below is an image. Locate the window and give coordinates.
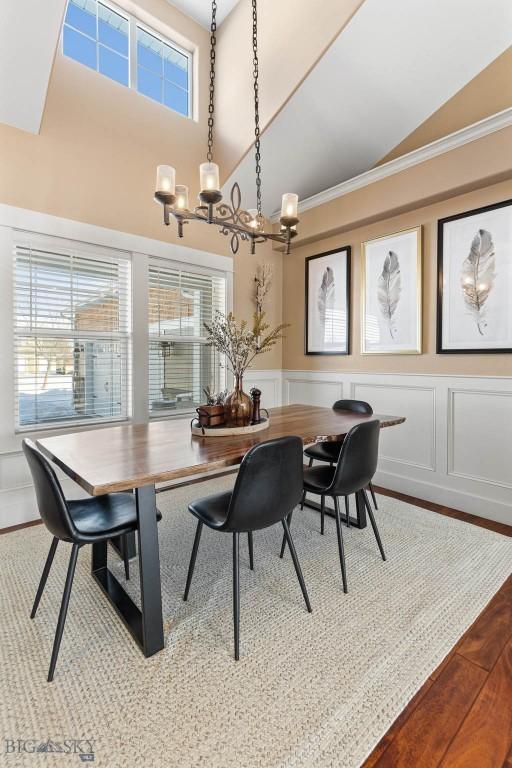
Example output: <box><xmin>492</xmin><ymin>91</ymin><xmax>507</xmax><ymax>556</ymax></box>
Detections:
<box><xmin>13</xmin><ymin>239</ymin><xmax>131</xmax><ymax>430</ymax></box>
<box><xmin>137</xmin><ymin>27</ymin><xmax>189</xmax><ymax>115</ymax></box>
<box><xmin>63</xmin><ymin>0</ymin><xmax>192</xmax><ymax>117</ymax></box>
<box><xmin>148</xmin><ymin>262</ymin><xmax>226</xmax><ymax>416</ymax></box>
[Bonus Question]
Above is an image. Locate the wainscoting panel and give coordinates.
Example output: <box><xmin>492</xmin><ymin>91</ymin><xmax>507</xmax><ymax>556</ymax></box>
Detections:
<box><xmin>351</xmin><ymin>382</ymin><xmax>435</xmax><ymax>471</ymax></box>
<box><xmin>285</xmin><ymin>378</ymin><xmax>344</xmax><ymax>408</ymax></box>
<box><xmin>282</xmin><ymin>370</ymin><xmax>512</xmax><ymax>526</ymax></box>
<box><xmin>449</xmin><ymin>389</ymin><xmax>512</xmax><ymax>489</ymax></box>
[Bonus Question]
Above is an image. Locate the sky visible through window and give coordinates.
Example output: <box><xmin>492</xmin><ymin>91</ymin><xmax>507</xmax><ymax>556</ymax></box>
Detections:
<box><xmin>63</xmin><ymin>0</ymin><xmax>190</xmax><ymax>117</ymax></box>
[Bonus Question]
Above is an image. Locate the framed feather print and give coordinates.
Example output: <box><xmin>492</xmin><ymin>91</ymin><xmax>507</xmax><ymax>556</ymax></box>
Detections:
<box><xmin>437</xmin><ymin>199</ymin><xmax>512</xmax><ymax>353</ymax></box>
<box><xmin>305</xmin><ymin>246</ymin><xmax>351</xmax><ymax>355</ymax></box>
<box><xmin>361</xmin><ymin>226</ymin><xmax>422</xmax><ymax>354</ymax></box>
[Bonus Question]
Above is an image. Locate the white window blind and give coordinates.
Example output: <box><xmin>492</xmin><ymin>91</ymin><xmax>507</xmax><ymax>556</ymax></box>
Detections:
<box><xmin>13</xmin><ymin>238</ymin><xmax>131</xmax><ymax>430</ymax></box>
<box><xmin>148</xmin><ymin>261</ymin><xmax>226</xmax><ymax>415</ymax></box>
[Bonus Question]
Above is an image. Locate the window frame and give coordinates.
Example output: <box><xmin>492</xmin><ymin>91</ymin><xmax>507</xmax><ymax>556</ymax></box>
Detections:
<box><xmin>146</xmin><ymin>257</ymin><xmax>227</xmax><ymax>420</ymax></box>
<box><xmin>13</xmin><ymin>235</ymin><xmax>133</xmax><ymax>433</ymax></box>
<box><xmin>62</xmin><ymin>0</ymin><xmax>193</xmax><ymax>119</ymax></box>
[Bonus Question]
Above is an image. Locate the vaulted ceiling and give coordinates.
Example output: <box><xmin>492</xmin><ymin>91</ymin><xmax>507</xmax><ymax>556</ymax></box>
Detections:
<box><xmin>223</xmin><ymin>0</ymin><xmax>512</xmax><ymax>214</ymax></box>
<box><xmin>1</xmin><ymin>0</ymin><xmax>511</xmax><ymax>213</ymax></box>
<box><xmin>165</xmin><ymin>0</ymin><xmax>240</xmax><ymax>28</ymax></box>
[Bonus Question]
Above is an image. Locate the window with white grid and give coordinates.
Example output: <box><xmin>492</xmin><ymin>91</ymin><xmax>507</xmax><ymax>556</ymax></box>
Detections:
<box><xmin>148</xmin><ymin>261</ymin><xmax>226</xmax><ymax>416</ymax></box>
<box><xmin>13</xmin><ymin>238</ymin><xmax>131</xmax><ymax>430</ymax></box>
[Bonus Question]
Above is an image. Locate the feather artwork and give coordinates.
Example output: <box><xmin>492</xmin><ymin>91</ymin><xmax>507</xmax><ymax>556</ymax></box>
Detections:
<box><xmin>377</xmin><ymin>251</ymin><xmax>401</xmax><ymax>339</ymax></box>
<box><xmin>317</xmin><ymin>266</ymin><xmax>335</xmax><ymax>328</ymax></box>
<box><xmin>461</xmin><ymin>229</ymin><xmax>496</xmax><ymax>336</ymax></box>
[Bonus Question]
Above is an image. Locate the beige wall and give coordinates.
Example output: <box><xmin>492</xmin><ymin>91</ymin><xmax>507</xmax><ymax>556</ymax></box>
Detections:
<box><xmin>283</xmin><ymin>178</ymin><xmax>512</xmax><ymax>376</ymax></box>
<box><xmin>0</xmin><ymin>0</ymin><xmax>283</xmax><ymax>369</ymax></box>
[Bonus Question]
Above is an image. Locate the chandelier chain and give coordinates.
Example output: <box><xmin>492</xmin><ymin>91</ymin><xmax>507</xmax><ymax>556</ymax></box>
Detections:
<box><xmin>207</xmin><ymin>0</ymin><xmax>217</xmax><ymax>163</ymax></box>
<box><xmin>252</xmin><ymin>0</ymin><xmax>262</xmax><ymax>216</ymax></box>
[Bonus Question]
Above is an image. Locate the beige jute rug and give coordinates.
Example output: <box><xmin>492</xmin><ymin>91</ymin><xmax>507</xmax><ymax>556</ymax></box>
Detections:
<box><xmin>1</xmin><ymin>474</ymin><xmax>512</xmax><ymax>767</ymax></box>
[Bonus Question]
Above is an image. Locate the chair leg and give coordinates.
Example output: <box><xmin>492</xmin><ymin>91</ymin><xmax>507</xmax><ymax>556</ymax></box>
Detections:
<box><xmin>233</xmin><ymin>532</ymin><xmax>240</xmax><ymax>661</ymax></box>
<box><xmin>369</xmin><ymin>481</ymin><xmax>378</xmax><ymax>510</ymax></box>
<box><xmin>320</xmin><ymin>495</ymin><xmax>325</xmax><ymax>535</ymax></box>
<box><xmin>363</xmin><ymin>490</ymin><xmax>386</xmax><ymax>561</ymax></box>
<box><xmin>183</xmin><ymin>520</ymin><xmax>203</xmax><ymax>601</ymax></box>
<box><xmin>48</xmin><ymin>543</ymin><xmax>79</xmax><ymax>683</ymax></box>
<box><xmin>281</xmin><ymin>518</ymin><xmax>312</xmax><ymax>613</ymax></box>
<box><xmin>31</xmin><ymin>537</ymin><xmax>58</xmax><ymax>619</ymax></box>
<box><xmin>344</xmin><ymin>496</ymin><xmax>350</xmax><ymax>528</ymax></box>
<box><xmin>248</xmin><ymin>532</ymin><xmax>254</xmax><ymax>571</ymax></box>
<box><xmin>122</xmin><ymin>535</ymin><xmax>130</xmax><ymax>581</ymax></box>
<box><xmin>308</xmin><ymin>457</ymin><xmax>313</xmax><ymax>468</ymax></box>
<box><xmin>279</xmin><ymin>511</ymin><xmax>293</xmax><ymax>559</ymax></box>
<box><xmin>333</xmin><ymin>497</ymin><xmax>348</xmax><ymax>593</ymax></box>
<box><xmin>300</xmin><ymin>490</ymin><xmax>306</xmax><ymax>510</ymax></box>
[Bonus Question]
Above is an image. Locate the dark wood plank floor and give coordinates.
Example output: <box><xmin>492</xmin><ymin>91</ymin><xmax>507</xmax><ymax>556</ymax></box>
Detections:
<box><xmin>2</xmin><ymin>482</ymin><xmax>511</xmax><ymax>766</ymax></box>
<box><xmin>363</xmin><ymin>486</ymin><xmax>512</xmax><ymax>768</ymax></box>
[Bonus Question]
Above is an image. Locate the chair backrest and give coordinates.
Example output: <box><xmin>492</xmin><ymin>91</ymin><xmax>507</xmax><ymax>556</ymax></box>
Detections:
<box><xmin>226</xmin><ymin>436</ymin><xmax>304</xmax><ymax>532</ymax></box>
<box><xmin>22</xmin><ymin>439</ymin><xmax>76</xmax><ymax>542</ymax></box>
<box><xmin>329</xmin><ymin>420</ymin><xmax>380</xmax><ymax>497</ymax></box>
<box><xmin>333</xmin><ymin>399</ymin><xmax>373</xmax><ymax>415</ymax></box>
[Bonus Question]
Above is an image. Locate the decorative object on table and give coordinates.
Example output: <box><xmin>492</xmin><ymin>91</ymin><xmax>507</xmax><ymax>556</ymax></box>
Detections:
<box><xmin>305</xmin><ymin>247</ymin><xmax>351</xmax><ymax>355</ymax></box>
<box><xmin>203</xmin><ymin>311</ymin><xmax>287</xmax><ymax>427</ymax></box>
<box><xmin>154</xmin><ymin>1</ymin><xmax>299</xmax><ymax>255</ymax></box>
<box><xmin>254</xmin><ymin>263</ymin><xmax>273</xmax><ymax>317</ymax></box>
<box><xmin>196</xmin><ymin>387</ymin><xmax>227</xmax><ymax>428</ymax></box>
<box><xmin>361</xmin><ymin>226</ymin><xmax>422</xmax><ymax>354</ymax></box>
<box><xmin>437</xmin><ymin>199</ymin><xmax>512</xmax><ymax>353</ymax></box>
<box><xmin>250</xmin><ymin>387</ymin><xmax>262</xmax><ymax>424</ymax></box>
<box><xmin>190</xmin><ymin>417</ymin><xmax>270</xmax><ymax>437</ymax></box>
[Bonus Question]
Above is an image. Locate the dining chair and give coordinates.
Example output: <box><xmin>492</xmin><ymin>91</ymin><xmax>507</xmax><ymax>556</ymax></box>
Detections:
<box><xmin>303</xmin><ymin>399</ymin><xmax>379</xmax><ymax>515</ymax></box>
<box><xmin>22</xmin><ymin>439</ymin><xmax>161</xmax><ymax>682</ymax></box>
<box><xmin>281</xmin><ymin>420</ymin><xmax>386</xmax><ymax>594</ymax></box>
<box><xmin>182</xmin><ymin>435</ymin><xmax>312</xmax><ymax>660</ymax></box>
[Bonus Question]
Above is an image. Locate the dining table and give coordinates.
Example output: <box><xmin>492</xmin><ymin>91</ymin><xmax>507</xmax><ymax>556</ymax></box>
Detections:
<box><xmin>37</xmin><ymin>404</ymin><xmax>406</xmax><ymax>659</ymax></box>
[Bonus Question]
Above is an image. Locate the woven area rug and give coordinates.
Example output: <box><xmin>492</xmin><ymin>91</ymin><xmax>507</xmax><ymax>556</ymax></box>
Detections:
<box><xmin>1</xmin><ymin>475</ymin><xmax>512</xmax><ymax>768</ymax></box>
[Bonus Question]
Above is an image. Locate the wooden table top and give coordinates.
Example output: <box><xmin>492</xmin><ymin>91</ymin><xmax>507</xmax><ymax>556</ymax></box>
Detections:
<box><xmin>37</xmin><ymin>404</ymin><xmax>406</xmax><ymax>496</ymax></box>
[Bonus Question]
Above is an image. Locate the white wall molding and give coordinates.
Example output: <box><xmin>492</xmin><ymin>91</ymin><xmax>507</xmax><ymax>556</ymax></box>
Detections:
<box><xmin>271</xmin><ymin>108</ymin><xmax>512</xmax><ymax>220</ymax></box>
<box><xmin>282</xmin><ymin>369</ymin><xmax>512</xmax><ymax>526</ymax></box>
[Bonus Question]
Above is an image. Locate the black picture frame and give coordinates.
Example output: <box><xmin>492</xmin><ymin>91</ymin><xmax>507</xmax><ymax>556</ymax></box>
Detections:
<box><xmin>305</xmin><ymin>246</ymin><xmax>351</xmax><ymax>356</ymax></box>
<box><xmin>437</xmin><ymin>198</ymin><xmax>512</xmax><ymax>354</ymax></box>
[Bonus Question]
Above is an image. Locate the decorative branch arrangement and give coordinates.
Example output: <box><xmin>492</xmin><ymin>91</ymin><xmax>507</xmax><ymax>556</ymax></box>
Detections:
<box><xmin>204</xmin><ymin>311</ymin><xmax>287</xmax><ymax>379</ymax></box>
<box><xmin>253</xmin><ymin>263</ymin><xmax>273</xmax><ymax>316</ymax></box>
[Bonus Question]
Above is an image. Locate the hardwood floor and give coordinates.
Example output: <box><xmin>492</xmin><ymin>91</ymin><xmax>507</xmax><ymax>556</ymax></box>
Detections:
<box><xmin>364</xmin><ymin>486</ymin><xmax>512</xmax><ymax>768</ymax></box>
<box><xmin>3</xmin><ymin>482</ymin><xmax>511</xmax><ymax>766</ymax></box>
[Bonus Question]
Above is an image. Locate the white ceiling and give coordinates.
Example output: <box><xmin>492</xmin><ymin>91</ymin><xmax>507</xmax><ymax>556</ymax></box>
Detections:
<box><xmin>166</xmin><ymin>0</ymin><xmax>240</xmax><ymax>29</ymax></box>
<box><xmin>0</xmin><ymin>0</ymin><xmax>67</xmax><ymax>134</ymax></box>
<box><xmin>225</xmin><ymin>0</ymin><xmax>512</xmax><ymax>215</ymax></box>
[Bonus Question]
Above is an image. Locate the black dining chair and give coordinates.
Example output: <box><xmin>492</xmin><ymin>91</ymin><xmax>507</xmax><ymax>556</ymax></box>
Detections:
<box><xmin>22</xmin><ymin>439</ymin><xmax>161</xmax><ymax>682</ymax></box>
<box><xmin>303</xmin><ymin>399</ymin><xmax>379</xmax><ymax>515</ymax></box>
<box><xmin>281</xmin><ymin>420</ymin><xmax>386</xmax><ymax>594</ymax></box>
<box><xmin>183</xmin><ymin>436</ymin><xmax>312</xmax><ymax>660</ymax></box>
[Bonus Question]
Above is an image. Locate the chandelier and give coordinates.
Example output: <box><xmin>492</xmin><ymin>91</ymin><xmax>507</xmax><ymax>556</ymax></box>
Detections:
<box><xmin>154</xmin><ymin>0</ymin><xmax>299</xmax><ymax>255</ymax></box>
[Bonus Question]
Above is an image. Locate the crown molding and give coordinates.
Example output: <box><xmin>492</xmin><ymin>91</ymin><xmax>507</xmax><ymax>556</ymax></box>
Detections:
<box><xmin>271</xmin><ymin>108</ymin><xmax>512</xmax><ymax>220</ymax></box>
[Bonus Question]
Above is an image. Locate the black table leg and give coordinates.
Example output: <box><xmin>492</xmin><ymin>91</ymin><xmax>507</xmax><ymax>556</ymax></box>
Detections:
<box><xmin>303</xmin><ymin>492</ymin><xmax>367</xmax><ymax>529</ymax></box>
<box><xmin>136</xmin><ymin>485</ymin><xmax>164</xmax><ymax>657</ymax></box>
<box><xmin>91</xmin><ymin>484</ymin><xmax>164</xmax><ymax>658</ymax></box>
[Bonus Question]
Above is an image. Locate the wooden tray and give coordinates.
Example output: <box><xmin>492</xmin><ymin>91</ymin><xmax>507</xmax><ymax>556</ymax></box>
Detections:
<box><xmin>191</xmin><ymin>417</ymin><xmax>270</xmax><ymax>437</ymax></box>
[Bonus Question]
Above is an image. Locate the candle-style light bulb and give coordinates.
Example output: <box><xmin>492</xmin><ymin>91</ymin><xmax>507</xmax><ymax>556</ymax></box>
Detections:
<box><xmin>175</xmin><ymin>185</ymin><xmax>189</xmax><ymax>210</ymax></box>
<box><xmin>280</xmin><ymin>193</ymin><xmax>298</xmax><ymax>221</ymax></box>
<box><xmin>156</xmin><ymin>165</ymin><xmax>176</xmax><ymax>196</ymax></box>
<box><xmin>200</xmin><ymin>163</ymin><xmax>220</xmax><ymax>194</ymax></box>
<box><xmin>247</xmin><ymin>209</ymin><xmax>259</xmax><ymax>229</ymax></box>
